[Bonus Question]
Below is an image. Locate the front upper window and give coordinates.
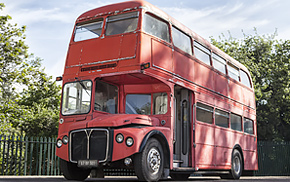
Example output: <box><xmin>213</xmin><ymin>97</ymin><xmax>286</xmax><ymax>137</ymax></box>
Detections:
<box><xmin>62</xmin><ymin>80</ymin><xmax>92</xmax><ymax>115</ymax></box>
<box><xmin>95</xmin><ymin>80</ymin><xmax>118</xmax><ymax>114</ymax></box>
<box><xmin>105</xmin><ymin>11</ymin><xmax>139</xmax><ymax>36</ymax></box>
<box><xmin>74</xmin><ymin>18</ymin><xmax>103</xmax><ymax>42</ymax></box>
<box><xmin>125</xmin><ymin>93</ymin><xmax>168</xmax><ymax>115</ymax></box>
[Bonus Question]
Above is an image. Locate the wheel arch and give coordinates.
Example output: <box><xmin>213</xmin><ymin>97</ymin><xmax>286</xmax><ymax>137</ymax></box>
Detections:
<box><xmin>139</xmin><ymin>130</ymin><xmax>170</xmax><ymax>169</ymax></box>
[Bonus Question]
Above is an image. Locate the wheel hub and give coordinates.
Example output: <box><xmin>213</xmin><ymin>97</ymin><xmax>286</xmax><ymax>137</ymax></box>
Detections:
<box><xmin>233</xmin><ymin>156</ymin><xmax>241</xmax><ymax>174</ymax></box>
<box><xmin>147</xmin><ymin>148</ymin><xmax>161</xmax><ymax>174</ymax></box>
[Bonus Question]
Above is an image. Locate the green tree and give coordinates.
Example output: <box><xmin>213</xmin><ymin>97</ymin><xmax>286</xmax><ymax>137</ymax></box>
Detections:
<box><xmin>18</xmin><ymin>64</ymin><xmax>61</xmax><ymax>137</ymax></box>
<box><xmin>0</xmin><ymin>3</ymin><xmax>29</xmax><ymax>135</ymax></box>
<box><xmin>0</xmin><ymin>3</ymin><xmax>61</xmax><ymax>136</ymax></box>
<box><xmin>211</xmin><ymin>30</ymin><xmax>290</xmax><ymax>141</ymax></box>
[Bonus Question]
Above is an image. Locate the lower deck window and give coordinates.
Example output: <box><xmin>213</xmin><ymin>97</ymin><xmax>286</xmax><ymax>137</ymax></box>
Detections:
<box><xmin>196</xmin><ymin>102</ymin><xmax>213</xmax><ymax>124</ymax></box>
<box><xmin>215</xmin><ymin>109</ymin><xmax>229</xmax><ymax>128</ymax></box>
<box><xmin>244</xmin><ymin>118</ymin><xmax>254</xmax><ymax>134</ymax></box>
<box><xmin>231</xmin><ymin>113</ymin><xmax>242</xmax><ymax>131</ymax></box>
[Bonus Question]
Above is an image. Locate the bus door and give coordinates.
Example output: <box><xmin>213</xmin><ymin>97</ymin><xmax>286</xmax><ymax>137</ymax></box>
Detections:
<box><xmin>173</xmin><ymin>86</ymin><xmax>193</xmax><ymax>167</ymax></box>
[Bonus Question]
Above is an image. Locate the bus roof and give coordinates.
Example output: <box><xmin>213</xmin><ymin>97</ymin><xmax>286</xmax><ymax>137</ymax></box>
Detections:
<box><xmin>76</xmin><ymin>0</ymin><xmax>250</xmax><ymax>75</ymax></box>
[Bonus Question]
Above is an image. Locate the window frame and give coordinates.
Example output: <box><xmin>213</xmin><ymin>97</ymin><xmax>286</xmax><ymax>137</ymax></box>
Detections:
<box><xmin>244</xmin><ymin>118</ymin><xmax>254</xmax><ymax>135</ymax></box>
<box><xmin>172</xmin><ymin>26</ymin><xmax>193</xmax><ymax>55</ymax></box>
<box><xmin>105</xmin><ymin>11</ymin><xmax>139</xmax><ymax>36</ymax></box>
<box><xmin>61</xmin><ymin>80</ymin><xmax>93</xmax><ymax>116</ymax></box>
<box><xmin>142</xmin><ymin>12</ymin><xmax>170</xmax><ymax>43</ymax></box>
<box><xmin>194</xmin><ymin>41</ymin><xmax>211</xmax><ymax>66</ymax></box>
<box><xmin>230</xmin><ymin>113</ymin><xmax>242</xmax><ymax>132</ymax></box>
<box><xmin>94</xmin><ymin>80</ymin><xmax>119</xmax><ymax>114</ymax></box>
<box><xmin>153</xmin><ymin>92</ymin><xmax>168</xmax><ymax>115</ymax></box>
<box><xmin>74</xmin><ymin>18</ymin><xmax>104</xmax><ymax>42</ymax></box>
<box><xmin>240</xmin><ymin>69</ymin><xmax>252</xmax><ymax>88</ymax></box>
<box><xmin>215</xmin><ymin>108</ymin><xmax>229</xmax><ymax>128</ymax></box>
<box><xmin>196</xmin><ymin>102</ymin><xmax>214</xmax><ymax>124</ymax></box>
<box><xmin>125</xmin><ymin>92</ymin><xmax>169</xmax><ymax>115</ymax></box>
<box><xmin>212</xmin><ymin>53</ymin><xmax>227</xmax><ymax>75</ymax></box>
<box><xmin>227</xmin><ymin>63</ymin><xmax>240</xmax><ymax>81</ymax></box>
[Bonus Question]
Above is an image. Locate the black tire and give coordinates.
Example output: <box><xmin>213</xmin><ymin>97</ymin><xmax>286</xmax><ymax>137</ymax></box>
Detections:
<box><xmin>221</xmin><ymin>149</ymin><xmax>243</xmax><ymax>179</ymax></box>
<box><xmin>134</xmin><ymin>138</ymin><xmax>164</xmax><ymax>182</ymax></box>
<box><xmin>170</xmin><ymin>173</ymin><xmax>190</xmax><ymax>181</ymax></box>
<box><xmin>60</xmin><ymin>159</ymin><xmax>91</xmax><ymax>181</ymax></box>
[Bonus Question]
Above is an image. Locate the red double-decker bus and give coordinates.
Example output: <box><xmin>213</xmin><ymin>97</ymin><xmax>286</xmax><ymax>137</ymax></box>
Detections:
<box><xmin>56</xmin><ymin>0</ymin><xmax>258</xmax><ymax>181</ymax></box>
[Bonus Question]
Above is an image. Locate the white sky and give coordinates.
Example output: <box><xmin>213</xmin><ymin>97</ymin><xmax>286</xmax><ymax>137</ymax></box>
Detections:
<box><xmin>1</xmin><ymin>0</ymin><xmax>289</xmax><ymax>79</ymax></box>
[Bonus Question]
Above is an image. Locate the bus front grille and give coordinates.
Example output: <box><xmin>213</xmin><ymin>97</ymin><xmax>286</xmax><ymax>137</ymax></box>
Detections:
<box><xmin>70</xmin><ymin>129</ymin><xmax>109</xmax><ymax>163</ymax></box>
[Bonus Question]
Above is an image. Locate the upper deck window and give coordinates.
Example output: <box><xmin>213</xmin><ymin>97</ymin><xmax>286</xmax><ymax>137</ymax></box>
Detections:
<box><xmin>228</xmin><ymin>63</ymin><xmax>240</xmax><ymax>81</ymax></box>
<box><xmin>74</xmin><ymin>19</ymin><xmax>103</xmax><ymax>42</ymax></box>
<box><xmin>240</xmin><ymin>69</ymin><xmax>252</xmax><ymax>88</ymax></box>
<box><xmin>194</xmin><ymin>41</ymin><xmax>211</xmax><ymax>66</ymax></box>
<box><xmin>172</xmin><ymin>26</ymin><xmax>192</xmax><ymax>55</ymax></box>
<box><xmin>212</xmin><ymin>53</ymin><xmax>226</xmax><ymax>74</ymax></box>
<box><xmin>105</xmin><ymin>11</ymin><xmax>139</xmax><ymax>36</ymax></box>
<box><xmin>143</xmin><ymin>13</ymin><xmax>170</xmax><ymax>42</ymax></box>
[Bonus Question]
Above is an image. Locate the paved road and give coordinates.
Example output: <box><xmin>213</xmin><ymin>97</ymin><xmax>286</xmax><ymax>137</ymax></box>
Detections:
<box><xmin>1</xmin><ymin>176</ymin><xmax>290</xmax><ymax>182</ymax></box>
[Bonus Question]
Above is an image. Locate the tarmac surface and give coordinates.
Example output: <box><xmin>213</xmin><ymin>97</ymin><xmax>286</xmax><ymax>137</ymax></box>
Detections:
<box><xmin>1</xmin><ymin>176</ymin><xmax>290</xmax><ymax>182</ymax></box>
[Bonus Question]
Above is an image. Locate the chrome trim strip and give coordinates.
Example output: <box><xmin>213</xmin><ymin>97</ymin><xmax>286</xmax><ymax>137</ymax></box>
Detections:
<box><xmin>66</xmin><ymin>56</ymin><xmax>136</xmax><ymax>69</ymax></box>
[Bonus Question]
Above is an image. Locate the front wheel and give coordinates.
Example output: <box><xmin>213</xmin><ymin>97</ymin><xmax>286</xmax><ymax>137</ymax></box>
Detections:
<box><xmin>134</xmin><ymin>138</ymin><xmax>164</xmax><ymax>182</ymax></box>
<box><xmin>60</xmin><ymin>159</ymin><xmax>91</xmax><ymax>181</ymax></box>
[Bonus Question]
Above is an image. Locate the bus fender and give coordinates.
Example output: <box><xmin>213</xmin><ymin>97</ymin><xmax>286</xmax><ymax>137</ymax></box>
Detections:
<box><xmin>139</xmin><ymin>130</ymin><xmax>169</xmax><ymax>153</ymax></box>
<box><xmin>138</xmin><ymin>130</ymin><xmax>170</xmax><ymax>169</ymax></box>
<box><xmin>232</xmin><ymin>144</ymin><xmax>244</xmax><ymax>166</ymax></box>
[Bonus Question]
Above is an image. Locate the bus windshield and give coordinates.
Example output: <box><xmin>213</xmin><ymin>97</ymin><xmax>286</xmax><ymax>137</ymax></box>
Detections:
<box><xmin>62</xmin><ymin>80</ymin><xmax>92</xmax><ymax>115</ymax></box>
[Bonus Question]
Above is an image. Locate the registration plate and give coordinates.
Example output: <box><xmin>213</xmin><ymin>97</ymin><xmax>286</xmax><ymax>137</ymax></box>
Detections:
<box><xmin>78</xmin><ymin>160</ymin><xmax>99</xmax><ymax>167</ymax></box>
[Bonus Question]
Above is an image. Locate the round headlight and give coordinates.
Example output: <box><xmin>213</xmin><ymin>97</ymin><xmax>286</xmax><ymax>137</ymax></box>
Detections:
<box><xmin>116</xmin><ymin>133</ymin><xmax>124</xmax><ymax>143</ymax></box>
<box><xmin>56</xmin><ymin>139</ymin><xmax>63</xmax><ymax>148</ymax></box>
<box><xmin>126</xmin><ymin>137</ymin><xmax>134</xmax><ymax>147</ymax></box>
<box><xmin>62</xmin><ymin>135</ymin><xmax>69</xmax><ymax>144</ymax></box>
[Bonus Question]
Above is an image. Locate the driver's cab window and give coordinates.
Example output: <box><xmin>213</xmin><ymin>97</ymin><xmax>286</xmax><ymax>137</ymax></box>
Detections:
<box><xmin>125</xmin><ymin>92</ymin><xmax>168</xmax><ymax>115</ymax></box>
<box><xmin>95</xmin><ymin>81</ymin><xmax>118</xmax><ymax>114</ymax></box>
<box><xmin>126</xmin><ymin>94</ymin><xmax>151</xmax><ymax>115</ymax></box>
<box><xmin>153</xmin><ymin>93</ymin><xmax>168</xmax><ymax>114</ymax></box>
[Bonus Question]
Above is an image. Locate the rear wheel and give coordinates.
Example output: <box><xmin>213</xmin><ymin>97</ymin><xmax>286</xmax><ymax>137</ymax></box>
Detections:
<box><xmin>60</xmin><ymin>159</ymin><xmax>91</xmax><ymax>181</ymax></box>
<box><xmin>221</xmin><ymin>149</ymin><xmax>243</xmax><ymax>179</ymax></box>
<box><xmin>134</xmin><ymin>138</ymin><xmax>164</xmax><ymax>182</ymax></box>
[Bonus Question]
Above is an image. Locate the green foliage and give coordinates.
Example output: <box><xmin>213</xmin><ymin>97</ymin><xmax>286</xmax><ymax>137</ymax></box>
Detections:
<box><xmin>211</xmin><ymin>29</ymin><xmax>290</xmax><ymax>141</ymax></box>
<box><xmin>0</xmin><ymin>3</ymin><xmax>61</xmax><ymax>137</ymax></box>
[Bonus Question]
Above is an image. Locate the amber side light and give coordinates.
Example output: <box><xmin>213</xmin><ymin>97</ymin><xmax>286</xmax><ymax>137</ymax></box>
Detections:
<box><xmin>56</xmin><ymin>76</ymin><xmax>63</xmax><ymax>81</ymax></box>
<box><xmin>141</xmin><ymin>62</ymin><xmax>150</xmax><ymax>70</ymax></box>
